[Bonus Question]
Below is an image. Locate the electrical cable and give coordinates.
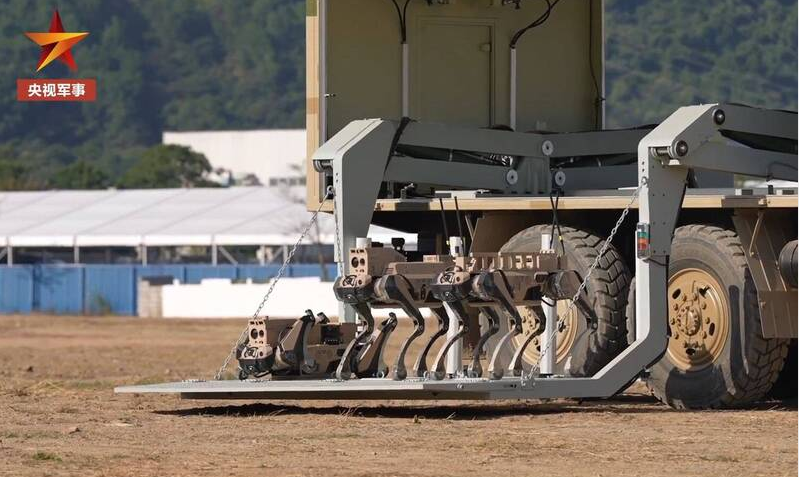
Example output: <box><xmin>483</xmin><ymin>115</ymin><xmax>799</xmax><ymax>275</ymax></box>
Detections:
<box><xmin>549</xmin><ymin>187</ymin><xmax>566</xmax><ymax>256</ymax></box>
<box><xmin>438</xmin><ymin>197</ymin><xmax>450</xmax><ymax>250</ymax></box>
<box><xmin>509</xmin><ymin>0</ymin><xmax>560</xmax><ymax>49</ymax></box>
<box><xmin>389</xmin><ymin>0</ymin><xmax>413</xmax><ymax>43</ymax></box>
<box><xmin>402</xmin><ymin>0</ymin><xmax>412</xmax><ymax>38</ymax></box>
<box><xmin>453</xmin><ymin>196</ymin><xmax>467</xmax><ymax>254</ymax></box>
<box><xmin>541</xmin><ymin>296</ymin><xmax>557</xmax><ymax>307</ymax></box>
<box><xmin>645</xmin><ymin>257</ymin><xmax>668</xmax><ymax>267</ymax></box>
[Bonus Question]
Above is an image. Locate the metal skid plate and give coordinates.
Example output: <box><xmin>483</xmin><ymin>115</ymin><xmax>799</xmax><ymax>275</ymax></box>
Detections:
<box><xmin>115</xmin><ymin>377</ymin><xmax>534</xmax><ymax>401</ymax></box>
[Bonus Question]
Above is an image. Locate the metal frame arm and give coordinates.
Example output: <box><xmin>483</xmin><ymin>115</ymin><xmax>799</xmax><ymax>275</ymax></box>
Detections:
<box><xmin>651</xmin><ymin>103</ymin><xmax>797</xmax><ymax>181</ymax></box>
<box><xmin>312</xmin><ymin>119</ymin><xmax>651</xmax><ymax>271</ymax></box>
<box><xmin>523</xmin><ymin>104</ymin><xmax>797</xmax><ymax>398</ymax></box>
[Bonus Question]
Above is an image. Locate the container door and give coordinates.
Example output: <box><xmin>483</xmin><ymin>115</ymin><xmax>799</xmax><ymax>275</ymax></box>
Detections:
<box><xmin>416</xmin><ymin>20</ymin><xmax>493</xmax><ymax>127</ymax></box>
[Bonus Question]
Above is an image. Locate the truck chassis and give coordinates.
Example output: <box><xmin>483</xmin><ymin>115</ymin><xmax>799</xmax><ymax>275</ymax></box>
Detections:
<box><xmin>117</xmin><ymin>104</ymin><xmax>797</xmax><ymax>408</ymax></box>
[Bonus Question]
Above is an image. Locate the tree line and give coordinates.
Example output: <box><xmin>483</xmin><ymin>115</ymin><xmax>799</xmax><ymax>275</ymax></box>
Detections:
<box><xmin>0</xmin><ymin>0</ymin><xmax>795</xmax><ymax>190</ymax></box>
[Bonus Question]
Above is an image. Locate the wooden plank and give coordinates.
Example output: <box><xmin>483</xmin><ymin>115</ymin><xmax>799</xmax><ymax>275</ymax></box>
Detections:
<box><xmin>305</xmin><ymin>6</ymin><xmax>321</xmax><ymax>211</ymax></box>
<box><xmin>319</xmin><ymin>194</ymin><xmax>797</xmax><ymax>212</ymax></box>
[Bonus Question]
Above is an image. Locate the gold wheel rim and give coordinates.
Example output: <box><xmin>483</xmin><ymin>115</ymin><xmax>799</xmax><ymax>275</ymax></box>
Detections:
<box><xmin>666</xmin><ymin>268</ymin><xmax>730</xmax><ymax>371</ymax></box>
<box><xmin>512</xmin><ymin>301</ymin><xmax>579</xmax><ymax>365</ymax></box>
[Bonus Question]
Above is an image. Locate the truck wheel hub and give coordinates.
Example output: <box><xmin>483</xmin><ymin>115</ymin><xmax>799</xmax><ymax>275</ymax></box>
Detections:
<box><xmin>515</xmin><ymin>302</ymin><xmax>578</xmax><ymax>365</ymax></box>
<box><xmin>667</xmin><ymin>268</ymin><xmax>729</xmax><ymax>371</ymax></box>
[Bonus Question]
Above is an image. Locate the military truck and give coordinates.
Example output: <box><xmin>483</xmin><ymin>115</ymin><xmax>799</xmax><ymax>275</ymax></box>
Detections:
<box><xmin>118</xmin><ymin>0</ymin><xmax>797</xmax><ymax>409</ymax></box>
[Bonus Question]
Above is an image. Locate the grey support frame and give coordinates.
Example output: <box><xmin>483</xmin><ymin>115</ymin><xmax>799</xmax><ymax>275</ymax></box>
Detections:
<box><xmin>313</xmin><ymin>118</ymin><xmax>646</xmax><ymax>322</ymax></box>
<box><xmin>529</xmin><ymin>103</ymin><xmax>797</xmax><ymax>398</ymax></box>
<box><xmin>312</xmin><ymin>104</ymin><xmax>797</xmax><ymax>398</ymax></box>
<box><xmin>116</xmin><ymin>104</ymin><xmax>797</xmax><ymax>401</ymax></box>
<box><xmin>312</xmin><ymin>119</ymin><xmax>647</xmax><ymax>282</ymax></box>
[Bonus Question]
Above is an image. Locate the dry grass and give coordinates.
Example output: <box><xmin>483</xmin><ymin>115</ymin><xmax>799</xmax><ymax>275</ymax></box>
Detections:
<box><xmin>0</xmin><ymin>314</ymin><xmax>796</xmax><ymax>477</ymax></box>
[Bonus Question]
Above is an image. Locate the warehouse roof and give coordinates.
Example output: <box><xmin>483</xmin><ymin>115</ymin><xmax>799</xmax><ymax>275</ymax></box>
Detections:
<box><xmin>0</xmin><ymin>187</ymin><xmax>413</xmax><ymax>247</ymax></box>
<box><xmin>162</xmin><ymin>129</ymin><xmax>306</xmax><ymax>185</ymax></box>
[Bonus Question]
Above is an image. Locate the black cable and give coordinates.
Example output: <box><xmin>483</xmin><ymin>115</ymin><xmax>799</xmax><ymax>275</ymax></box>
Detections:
<box><xmin>438</xmin><ymin>197</ymin><xmax>450</xmax><ymax>250</ymax></box>
<box><xmin>549</xmin><ymin>191</ymin><xmax>557</xmax><ymax>249</ymax></box>
<box><xmin>384</xmin><ymin>116</ymin><xmax>413</xmax><ymax>173</ymax></box>
<box><xmin>555</xmin><ymin>192</ymin><xmax>564</xmax><ymax>255</ymax></box>
<box><xmin>646</xmin><ymin>257</ymin><xmax>668</xmax><ymax>268</ymax></box>
<box><xmin>588</xmin><ymin>0</ymin><xmax>603</xmax><ymax>130</ymax></box>
<box><xmin>389</xmin><ymin>0</ymin><xmax>412</xmax><ymax>43</ymax></box>
<box><xmin>389</xmin><ymin>0</ymin><xmax>404</xmax><ymax>41</ymax></box>
<box><xmin>549</xmin><ymin>187</ymin><xmax>566</xmax><ymax>256</ymax></box>
<box><xmin>454</xmin><ymin>196</ymin><xmax>466</xmax><ymax>254</ymax></box>
<box><xmin>510</xmin><ymin>0</ymin><xmax>560</xmax><ymax>49</ymax></box>
<box><xmin>402</xmin><ymin>0</ymin><xmax>412</xmax><ymax>40</ymax></box>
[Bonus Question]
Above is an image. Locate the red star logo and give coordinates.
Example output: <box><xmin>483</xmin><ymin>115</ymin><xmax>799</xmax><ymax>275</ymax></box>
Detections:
<box><xmin>25</xmin><ymin>10</ymin><xmax>89</xmax><ymax>72</ymax></box>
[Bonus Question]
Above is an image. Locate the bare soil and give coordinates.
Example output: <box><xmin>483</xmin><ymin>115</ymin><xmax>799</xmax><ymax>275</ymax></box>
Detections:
<box><xmin>0</xmin><ymin>315</ymin><xmax>796</xmax><ymax>477</ymax></box>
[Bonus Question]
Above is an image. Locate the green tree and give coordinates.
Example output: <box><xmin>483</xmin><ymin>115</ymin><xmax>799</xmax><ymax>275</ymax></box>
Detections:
<box><xmin>605</xmin><ymin>0</ymin><xmax>797</xmax><ymax>127</ymax></box>
<box><xmin>0</xmin><ymin>0</ymin><xmax>794</xmax><ymax>188</ymax></box>
<box><xmin>117</xmin><ymin>144</ymin><xmax>215</xmax><ymax>188</ymax></box>
<box><xmin>0</xmin><ymin>160</ymin><xmax>33</xmax><ymax>190</ymax></box>
<box><xmin>51</xmin><ymin>160</ymin><xmax>109</xmax><ymax>189</ymax></box>
<box><xmin>0</xmin><ymin>1</ymin><xmax>306</xmax><ymax>189</ymax></box>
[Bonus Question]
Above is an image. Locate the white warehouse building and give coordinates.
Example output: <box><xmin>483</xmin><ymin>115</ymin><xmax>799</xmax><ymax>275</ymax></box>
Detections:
<box><xmin>162</xmin><ymin>129</ymin><xmax>307</xmax><ymax>186</ymax></box>
<box><xmin>0</xmin><ymin>187</ymin><xmax>415</xmax><ymax>266</ymax></box>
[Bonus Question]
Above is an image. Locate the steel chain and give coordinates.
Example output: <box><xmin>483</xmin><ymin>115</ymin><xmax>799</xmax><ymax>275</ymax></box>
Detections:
<box><xmin>331</xmin><ymin>185</ymin><xmax>343</xmax><ymax>273</ymax></box>
<box><xmin>213</xmin><ymin>187</ymin><xmax>334</xmax><ymax>380</ymax></box>
<box><xmin>211</xmin><ymin>177</ymin><xmax>644</xmax><ymax>382</ymax></box>
<box><xmin>525</xmin><ymin>178</ymin><xmax>647</xmax><ymax>383</ymax></box>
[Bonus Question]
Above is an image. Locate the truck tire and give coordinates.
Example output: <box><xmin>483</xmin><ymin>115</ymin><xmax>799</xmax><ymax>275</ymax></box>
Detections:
<box><xmin>490</xmin><ymin>225</ymin><xmax>631</xmax><ymax>376</ymax></box>
<box><xmin>643</xmin><ymin>224</ymin><xmax>790</xmax><ymax>409</ymax></box>
<box><xmin>767</xmin><ymin>339</ymin><xmax>797</xmax><ymax>399</ymax></box>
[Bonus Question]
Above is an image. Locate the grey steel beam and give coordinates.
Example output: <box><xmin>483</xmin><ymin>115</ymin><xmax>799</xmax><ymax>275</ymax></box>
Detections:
<box><xmin>399</xmin><ymin>120</ymin><xmax>649</xmax><ymax>159</ymax></box>
<box><xmin>673</xmin><ymin>142</ymin><xmax>796</xmax><ymax>182</ymax></box>
<box><xmin>559</xmin><ymin>165</ymin><xmax>637</xmax><ymax>191</ymax></box>
<box><xmin>400</xmin><ymin>122</ymin><xmax>545</xmax><ymax>156</ymax></box>
<box><xmin>385</xmin><ymin>156</ymin><xmax>513</xmax><ymax>191</ymax></box>
<box><xmin>717</xmin><ymin>103</ymin><xmax>797</xmax><ymax>140</ymax></box>
<box><xmin>545</xmin><ymin>129</ymin><xmax>650</xmax><ymax>158</ymax></box>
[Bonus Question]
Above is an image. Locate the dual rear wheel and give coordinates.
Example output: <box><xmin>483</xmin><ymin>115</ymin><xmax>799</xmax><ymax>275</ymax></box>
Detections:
<box><xmin>497</xmin><ymin>223</ymin><xmax>791</xmax><ymax>409</ymax></box>
<box><xmin>639</xmin><ymin>225</ymin><xmax>790</xmax><ymax>408</ymax></box>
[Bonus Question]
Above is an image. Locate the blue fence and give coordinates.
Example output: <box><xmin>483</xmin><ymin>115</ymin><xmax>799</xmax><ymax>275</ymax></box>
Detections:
<box><xmin>0</xmin><ymin>264</ymin><xmax>337</xmax><ymax>315</ymax></box>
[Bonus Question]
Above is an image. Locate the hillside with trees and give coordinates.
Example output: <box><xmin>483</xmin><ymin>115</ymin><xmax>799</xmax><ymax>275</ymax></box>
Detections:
<box><xmin>605</xmin><ymin>0</ymin><xmax>797</xmax><ymax>127</ymax></box>
<box><xmin>0</xmin><ymin>0</ymin><xmax>305</xmax><ymax>189</ymax></box>
<box><xmin>0</xmin><ymin>0</ymin><xmax>795</xmax><ymax>189</ymax></box>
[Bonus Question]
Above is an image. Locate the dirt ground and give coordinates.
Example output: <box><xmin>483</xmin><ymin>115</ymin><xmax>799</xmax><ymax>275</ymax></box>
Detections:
<box><xmin>0</xmin><ymin>315</ymin><xmax>796</xmax><ymax>477</ymax></box>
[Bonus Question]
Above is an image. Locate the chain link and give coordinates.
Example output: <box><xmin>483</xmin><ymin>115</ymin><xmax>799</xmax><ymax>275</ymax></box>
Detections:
<box><xmin>331</xmin><ymin>185</ymin><xmax>343</xmax><ymax>274</ymax></box>
<box><xmin>211</xmin><ymin>176</ymin><xmax>644</xmax><ymax>382</ymax></box>
<box><xmin>525</xmin><ymin>178</ymin><xmax>647</xmax><ymax>383</ymax></box>
<box><xmin>213</xmin><ymin>188</ymin><xmax>335</xmax><ymax>380</ymax></box>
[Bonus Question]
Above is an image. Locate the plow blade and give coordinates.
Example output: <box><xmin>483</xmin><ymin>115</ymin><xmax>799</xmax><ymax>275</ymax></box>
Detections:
<box><xmin>115</xmin><ymin>377</ymin><xmax>533</xmax><ymax>400</ymax></box>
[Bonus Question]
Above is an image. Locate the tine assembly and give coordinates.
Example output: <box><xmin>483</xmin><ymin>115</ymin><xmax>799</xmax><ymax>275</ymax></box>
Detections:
<box><xmin>413</xmin><ymin>306</ymin><xmax>449</xmax><ymax>377</ymax></box>
<box><xmin>374</xmin><ymin>274</ymin><xmax>426</xmax><ymax>380</ymax></box>
<box><xmin>354</xmin><ymin>313</ymin><xmax>398</xmax><ymax>378</ymax></box>
<box><xmin>333</xmin><ymin>275</ymin><xmax>378</xmax><ymax>380</ymax></box>
<box><xmin>473</xmin><ymin>270</ymin><xmax>528</xmax><ymax>379</ymax></box>
<box><xmin>469</xmin><ymin>307</ymin><xmax>501</xmax><ymax>378</ymax></box>
<box><xmin>509</xmin><ymin>303</ymin><xmax>546</xmax><ymax>377</ymax></box>
<box><xmin>487</xmin><ymin>308</ymin><xmax>522</xmax><ymax>380</ymax></box>
<box><xmin>429</xmin><ymin>268</ymin><xmax>472</xmax><ymax>380</ymax></box>
<box><xmin>331</xmin><ymin>242</ymin><xmax>563</xmax><ymax>383</ymax></box>
<box><xmin>274</xmin><ymin>309</ymin><xmax>318</xmax><ymax>373</ymax></box>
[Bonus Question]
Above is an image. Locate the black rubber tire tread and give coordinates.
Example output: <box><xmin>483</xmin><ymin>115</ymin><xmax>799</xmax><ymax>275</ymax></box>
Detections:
<box><xmin>500</xmin><ymin>224</ymin><xmax>631</xmax><ymax>376</ymax></box>
<box><xmin>625</xmin><ymin>280</ymin><xmax>636</xmax><ymax>346</ymax></box>
<box><xmin>645</xmin><ymin>224</ymin><xmax>790</xmax><ymax>409</ymax></box>
<box><xmin>768</xmin><ymin>339</ymin><xmax>797</xmax><ymax>399</ymax></box>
